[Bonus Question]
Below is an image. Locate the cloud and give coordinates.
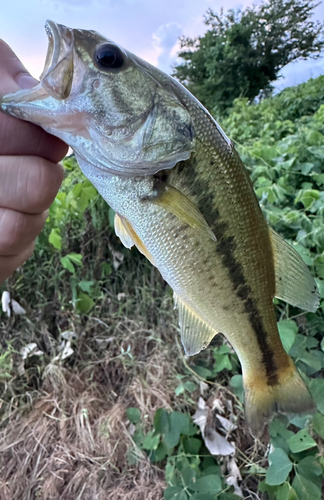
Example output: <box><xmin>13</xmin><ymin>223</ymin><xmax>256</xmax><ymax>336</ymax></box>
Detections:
<box><xmin>152</xmin><ymin>22</ymin><xmax>183</xmax><ymax>74</ymax></box>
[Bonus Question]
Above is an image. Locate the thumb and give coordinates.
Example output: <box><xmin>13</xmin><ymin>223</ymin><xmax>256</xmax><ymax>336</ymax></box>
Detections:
<box><xmin>0</xmin><ymin>39</ymin><xmax>38</xmax><ymax>94</ymax></box>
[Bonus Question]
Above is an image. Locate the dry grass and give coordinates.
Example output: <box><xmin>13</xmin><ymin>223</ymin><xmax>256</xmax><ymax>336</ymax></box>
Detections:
<box><xmin>0</xmin><ymin>311</ymin><xmax>181</xmax><ymax>500</ymax></box>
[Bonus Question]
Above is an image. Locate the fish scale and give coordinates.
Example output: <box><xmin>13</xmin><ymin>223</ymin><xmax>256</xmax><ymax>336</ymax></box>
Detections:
<box><xmin>0</xmin><ymin>20</ymin><xmax>319</xmax><ymax>436</ymax></box>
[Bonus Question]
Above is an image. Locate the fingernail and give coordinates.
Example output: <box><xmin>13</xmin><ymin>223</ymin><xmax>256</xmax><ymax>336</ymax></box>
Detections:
<box><xmin>16</xmin><ymin>72</ymin><xmax>39</xmax><ymax>89</ymax></box>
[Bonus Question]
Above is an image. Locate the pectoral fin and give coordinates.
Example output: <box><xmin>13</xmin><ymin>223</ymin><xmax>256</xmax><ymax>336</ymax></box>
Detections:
<box><xmin>114</xmin><ymin>213</ymin><xmax>134</xmax><ymax>249</ymax></box>
<box><xmin>174</xmin><ymin>293</ymin><xmax>218</xmax><ymax>356</ymax></box>
<box><xmin>115</xmin><ymin>214</ymin><xmax>156</xmax><ymax>266</ymax></box>
<box><xmin>148</xmin><ymin>181</ymin><xmax>216</xmax><ymax>242</ymax></box>
<box><xmin>270</xmin><ymin>227</ymin><xmax>319</xmax><ymax>312</ymax></box>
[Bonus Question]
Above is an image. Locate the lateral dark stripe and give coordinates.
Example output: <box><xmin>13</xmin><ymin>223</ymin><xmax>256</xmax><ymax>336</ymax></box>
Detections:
<box><xmin>169</xmin><ymin>156</ymin><xmax>278</xmax><ymax>385</ymax></box>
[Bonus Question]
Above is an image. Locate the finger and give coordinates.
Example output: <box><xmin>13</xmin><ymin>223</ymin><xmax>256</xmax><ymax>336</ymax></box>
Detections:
<box><xmin>0</xmin><ymin>156</ymin><xmax>64</xmax><ymax>213</ymax></box>
<box><xmin>0</xmin><ymin>114</ymin><xmax>69</xmax><ymax>161</ymax></box>
<box><xmin>0</xmin><ymin>39</ymin><xmax>38</xmax><ymax>94</ymax></box>
<box><xmin>0</xmin><ymin>209</ymin><xmax>48</xmax><ymax>255</ymax></box>
<box><xmin>0</xmin><ymin>40</ymin><xmax>68</xmax><ymax>161</ymax></box>
<box><xmin>0</xmin><ymin>242</ymin><xmax>35</xmax><ymax>284</ymax></box>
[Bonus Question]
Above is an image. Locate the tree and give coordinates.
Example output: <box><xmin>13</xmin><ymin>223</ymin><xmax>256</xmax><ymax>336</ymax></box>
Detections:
<box><xmin>173</xmin><ymin>0</ymin><xmax>324</xmax><ymax>115</ymax></box>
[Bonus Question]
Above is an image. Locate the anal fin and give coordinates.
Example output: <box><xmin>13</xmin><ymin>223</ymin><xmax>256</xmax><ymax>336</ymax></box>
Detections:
<box><xmin>174</xmin><ymin>293</ymin><xmax>218</xmax><ymax>356</ymax></box>
<box><xmin>270</xmin><ymin>227</ymin><xmax>319</xmax><ymax>312</ymax></box>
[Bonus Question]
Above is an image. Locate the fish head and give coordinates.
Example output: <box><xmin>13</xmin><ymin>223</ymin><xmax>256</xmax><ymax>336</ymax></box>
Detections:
<box><xmin>0</xmin><ymin>21</ymin><xmax>195</xmax><ymax>176</ymax></box>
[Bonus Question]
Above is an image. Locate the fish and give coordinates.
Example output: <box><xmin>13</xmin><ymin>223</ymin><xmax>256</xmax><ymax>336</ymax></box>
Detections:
<box><xmin>0</xmin><ymin>21</ymin><xmax>319</xmax><ymax>436</ymax></box>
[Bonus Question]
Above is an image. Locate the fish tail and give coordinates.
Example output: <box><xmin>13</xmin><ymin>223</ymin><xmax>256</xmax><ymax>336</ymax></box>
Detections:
<box><xmin>243</xmin><ymin>357</ymin><xmax>315</xmax><ymax>437</ymax></box>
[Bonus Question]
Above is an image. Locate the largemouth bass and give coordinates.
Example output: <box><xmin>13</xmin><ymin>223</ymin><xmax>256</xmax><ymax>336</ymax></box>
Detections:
<box><xmin>0</xmin><ymin>21</ymin><xmax>319</xmax><ymax>435</ymax></box>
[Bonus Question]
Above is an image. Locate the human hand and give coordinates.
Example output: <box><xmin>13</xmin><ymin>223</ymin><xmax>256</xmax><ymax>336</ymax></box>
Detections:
<box><xmin>0</xmin><ymin>40</ymin><xmax>68</xmax><ymax>284</ymax></box>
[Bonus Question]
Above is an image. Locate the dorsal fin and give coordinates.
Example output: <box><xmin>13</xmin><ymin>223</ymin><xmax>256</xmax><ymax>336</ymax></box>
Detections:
<box><xmin>269</xmin><ymin>227</ymin><xmax>319</xmax><ymax>312</ymax></box>
<box><xmin>174</xmin><ymin>293</ymin><xmax>218</xmax><ymax>356</ymax></box>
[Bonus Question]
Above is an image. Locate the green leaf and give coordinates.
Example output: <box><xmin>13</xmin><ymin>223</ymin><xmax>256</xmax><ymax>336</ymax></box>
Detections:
<box><xmin>287</xmin><ymin>429</ymin><xmax>317</xmax><ymax>453</ymax></box>
<box><xmin>276</xmin><ymin>483</ymin><xmax>289</xmax><ymax>500</ymax></box>
<box><xmin>60</xmin><ymin>255</ymin><xmax>75</xmax><ymax>274</ymax></box>
<box><xmin>82</xmin><ymin>185</ymin><xmax>97</xmax><ymax>199</ymax></box>
<box><xmin>101</xmin><ymin>262</ymin><xmax>112</xmax><ymax>276</ymax></box>
<box><xmin>298</xmin><ymin>350</ymin><xmax>323</xmax><ymax>371</ymax></box>
<box><xmin>171</xmin><ymin>412</ymin><xmax>191</xmax><ymax>435</ymax></box>
<box><xmin>183</xmin><ymin>381</ymin><xmax>197</xmax><ymax>392</ymax></box>
<box><xmin>72</xmin><ymin>183</ymin><xmax>82</xmax><ymax>197</ymax></box>
<box><xmin>76</xmin><ymin>292</ymin><xmax>95</xmax><ymax>314</ymax></box>
<box><xmin>277</xmin><ymin>483</ymin><xmax>298</xmax><ymax>500</ymax></box>
<box><xmin>190</xmin><ymin>475</ymin><xmax>222</xmax><ymax>494</ymax></box>
<box><xmin>49</xmin><ymin>228</ymin><xmax>62</xmax><ymax>250</ymax></box>
<box><xmin>295</xmin><ymin>189</ymin><xmax>320</xmax><ymax>210</ymax></box>
<box><xmin>219</xmin><ymin>495</ymin><xmax>242</xmax><ymax>500</ymax></box>
<box><xmin>163</xmin><ymin>412</ymin><xmax>190</xmax><ymax>448</ymax></box>
<box><xmin>297</xmin><ymin>456</ymin><xmax>323</xmax><ymax>480</ymax></box>
<box><xmin>67</xmin><ymin>253</ymin><xmax>83</xmax><ymax>266</ymax></box>
<box><xmin>277</xmin><ymin>320</ymin><xmax>298</xmax><ymax>353</ymax></box>
<box><xmin>164</xmin><ymin>486</ymin><xmax>188</xmax><ymax>500</ymax></box>
<box><xmin>191</xmin><ymin>495</ymin><xmax>216</xmax><ymax>500</ymax></box>
<box><xmin>182</xmin><ymin>466</ymin><xmax>199</xmax><ymax>488</ymax></box>
<box><xmin>309</xmin><ymin>378</ymin><xmax>324</xmax><ymax>413</ymax></box>
<box><xmin>154</xmin><ymin>408</ymin><xmax>170</xmax><ymax>435</ymax></box>
<box><xmin>312</xmin><ymin>412</ymin><xmax>324</xmax><ymax>438</ymax></box>
<box><xmin>165</xmin><ymin>461</ymin><xmax>178</xmax><ymax>486</ymax></box>
<box><xmin>191</xmin><ymin>365</ymin><xmax>213</xmax><ymax>379</ymax></box>
<box><xmin>78</xmin><ymin>280</ymin><xmax>95</xmax><ymax>294</ymax></box>
<box><xmin>308</xmin><ymin>145</ymin><xmax>324</xmax><ymax>159</ymax></box>
<box><xmin>229</xmin><ymin>374</ymin><xmax>244</xmax><ymax>401</ymax></box>
<box><xmin>182</xmin><ymin>437</ymin><xmax>202</xmax><ymax>455</ymax></box>
<box><xmin>126</xmin><ymin>407</ymin><xmax>141</xmax><ymax>424</ymax></box>
<box><xmin>292</xmin><ymin>473</ymin><xmax>322</xmax><ymax>500</ymax></box>
<box><xmin>292</xmin><ymin>242</ymin><xmax>314</xmax><ymax>266</ymax></box>
<box><xmin>175</xmin><ymin>384</ymin><xmax>185</xmax><ymax>396</ymax></box>
<box><xmin>142</xmin><ymin>430</ymin><xmax>160</xmax><ymax>450</ymax></box>
<box><xmin>269</xmin><ymin>418</ymin><xmax>294</xmax><ymax>440</ymax></box>
<box><xmin>151</xmin><ymin>441</ymin><xmax>172</xmax><ymax>462</ymax></box>
<box><xmin>265</xmin><ymin>448</ymin><xmax>292</xmax><ymax>485</ymax></box>
<box><xmin>214</xmin><ymin>353</ymin><xmax>232</xmax><ymax>372</ymax></box>
<box><xmin>215</xmin><ymin>344</ymin><xmax>231</xmax><ymax>355</ymax></box>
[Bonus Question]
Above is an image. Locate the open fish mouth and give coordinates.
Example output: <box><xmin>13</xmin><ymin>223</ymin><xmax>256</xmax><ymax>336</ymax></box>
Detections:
<box><xmin>40</xmin><ymin>20</ymin><xmax>74</xmax><ymax>100</ymax></box>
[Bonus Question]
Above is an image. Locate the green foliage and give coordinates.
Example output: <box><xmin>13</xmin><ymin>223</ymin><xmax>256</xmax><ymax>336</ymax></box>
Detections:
<box><xmin>173</xmin><ymin>0</ymin><xmax>324</xmax><ymax>114</ymax></box>
<box><xmin>265</xmin><ymin>449</ymin><xmax>293</xmax><ymax>486</ymax></box>
<box><xmin>130</xmin><ymin>408</ymin><xmax>241</xmax><ymax>500</ymax></box>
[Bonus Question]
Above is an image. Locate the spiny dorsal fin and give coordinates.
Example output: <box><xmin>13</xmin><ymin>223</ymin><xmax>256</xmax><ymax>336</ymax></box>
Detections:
<box><xmin>174</xmin><ymin>293</ymin><xmax>218</xmax><ymax>356</ymax></box>
<box><xmin>115</xmin><ymin>214</ymin><xmax>156</xmax><ymax>266</ymax></box>
<box><xmin>269</xmin><ymin>227</ymin><xmax>319</xmax><ymax>312</ymax></box>
<box><xmin>149</xmin><ymin>181</ymin><xmax>217</xmax><ymax>242</ymax></box>
<box><xmin>114</xmin><ymin>213</ymin><xmax>134</xmax><ymax>249</ymax></box>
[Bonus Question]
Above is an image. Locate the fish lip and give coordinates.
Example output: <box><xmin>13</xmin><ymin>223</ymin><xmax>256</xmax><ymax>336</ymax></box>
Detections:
<box><xmin>40</xmin><ymin>21</ymin><xmax>63</xmax><ymax>81</ymax></box>
<box><xmin>39</xmin><ymin>20</ymin><xmax>74</xmax><ymax>100</ymax></box>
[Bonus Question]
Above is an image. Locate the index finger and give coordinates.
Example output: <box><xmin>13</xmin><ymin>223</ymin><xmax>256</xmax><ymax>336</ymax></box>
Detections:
<box><xmin>0</xmin><ymin>40</ymin><xmax>68</xmax><ymax>162</ymax></box>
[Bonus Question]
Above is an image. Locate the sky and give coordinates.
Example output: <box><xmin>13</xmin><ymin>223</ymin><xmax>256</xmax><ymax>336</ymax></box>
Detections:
<box><xmin>1</xmin><ymin>0</ymin><xmax>324</xmax><ymax>92</ymax></box>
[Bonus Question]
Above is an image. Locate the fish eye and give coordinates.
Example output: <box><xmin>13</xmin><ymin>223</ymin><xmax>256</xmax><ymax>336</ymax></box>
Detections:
<box><xmin>94</xmin><ymin>43</ymin><xmax>124</xmax><ymax>71</ymax></box>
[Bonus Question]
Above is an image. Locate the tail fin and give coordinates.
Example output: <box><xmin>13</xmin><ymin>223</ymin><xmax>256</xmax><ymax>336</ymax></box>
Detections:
<box><xmin>244</xmin><ymin>359</ymin><xmax>315</xmax><ymax>437</ymax></box>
